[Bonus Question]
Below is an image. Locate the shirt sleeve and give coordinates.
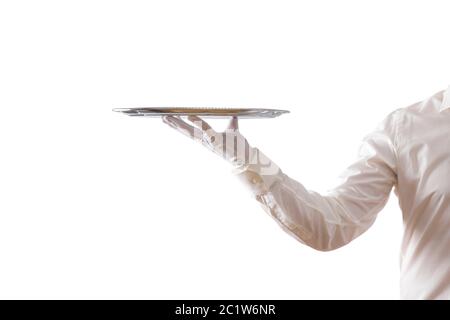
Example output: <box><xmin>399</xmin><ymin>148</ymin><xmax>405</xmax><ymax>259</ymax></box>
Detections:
<box><xmin>233</xmin><ymin>110</ymin><xmax>400</xmax><ymax>251</ymax></box>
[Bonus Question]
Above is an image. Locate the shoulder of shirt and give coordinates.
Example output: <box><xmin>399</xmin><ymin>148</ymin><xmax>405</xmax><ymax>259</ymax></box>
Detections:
<box><xmin>380</xmin><ymin>90</ymin><xmax>444</xmax><ymax>153</ymax></box>
<box><xmin>379</xmin><ymin>89</ymin><xmax>444</xmax><ymax>134</ymax></box>
<box><xmin>393</xmin><ymin>89</ymin><xmax>445</xmax><ymax>117</ymax></box>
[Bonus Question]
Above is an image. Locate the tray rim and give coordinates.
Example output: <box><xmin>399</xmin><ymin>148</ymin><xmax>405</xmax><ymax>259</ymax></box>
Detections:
<box><xmin>112</xmin><ymin>107</ymin><xmax>290</xmax><ymax>118</ymax></box>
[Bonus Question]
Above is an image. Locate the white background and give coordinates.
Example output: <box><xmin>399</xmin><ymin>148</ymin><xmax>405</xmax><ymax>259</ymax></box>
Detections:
<box><xmin>0</xmin><ymin>0</ymin><xmax>449</xmax><ymax>299</ymax></box>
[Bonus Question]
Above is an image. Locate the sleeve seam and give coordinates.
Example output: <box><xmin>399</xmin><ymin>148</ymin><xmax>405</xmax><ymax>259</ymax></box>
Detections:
<box><xmin>391</xmin><ymin>108</ymin><xmax>402</xmax><ymax>175</ymax></box>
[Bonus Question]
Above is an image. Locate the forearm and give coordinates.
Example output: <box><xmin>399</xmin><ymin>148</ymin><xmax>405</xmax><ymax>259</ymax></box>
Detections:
<box><xmin>234</xmin><ymin>148</ymin><xmax>386</xmax><ymax>251</ymax></box>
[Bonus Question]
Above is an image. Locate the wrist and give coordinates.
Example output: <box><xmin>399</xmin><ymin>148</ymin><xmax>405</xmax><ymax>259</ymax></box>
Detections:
<box><xmin>233</xmin><ymin>147</ymin><xmax>283</xmax><ymax>195</ymax></box>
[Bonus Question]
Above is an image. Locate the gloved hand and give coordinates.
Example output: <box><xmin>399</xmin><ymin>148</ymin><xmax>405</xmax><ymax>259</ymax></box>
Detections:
<box><xmin>162</xmin><ymin>115</ymin><xmax>282</xmax><ymax>196</ymax></box>
<box><xmin>162</xmin><ymin>115</ymin><xmax>251</xmax><ymax>168</ymax></box>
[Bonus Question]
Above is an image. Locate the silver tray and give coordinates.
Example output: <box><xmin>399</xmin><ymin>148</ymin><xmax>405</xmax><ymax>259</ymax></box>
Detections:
<box><xmin>112</xmin><ymin>107</ymin><xmax>289</xmax><ymax>118</ymax></box>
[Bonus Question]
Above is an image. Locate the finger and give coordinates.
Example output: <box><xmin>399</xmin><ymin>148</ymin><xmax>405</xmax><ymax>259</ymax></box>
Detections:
<box><xmin>162</xmin><ymin>116</ymin><xmax>177</xmax><ymax>129</ymax></box>
<box><xmin>162</xmin><ymin>115</ymin><xmax>174</xmax><ymax>126</ymax></box>
<box><xmin>162</xmin><ymin>115</ymin><xmax>195</xmax><ymax>139</ymax></box>
<box><xmin>187</xmin><ymin>115</ymin><xmax>214</xmax><ymax>132</ymax></box>
<box><xmin>187</xmin><ymin>115</ymin><xmax>218</xmax><ymax>143</ymax></box>
<box><xmin>227</xmin><ymin>116</ymin><xmax>239</xmax><ymax>130</ymax></box>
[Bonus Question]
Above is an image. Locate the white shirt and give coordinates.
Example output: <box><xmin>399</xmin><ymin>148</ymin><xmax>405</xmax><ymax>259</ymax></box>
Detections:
<box><xmin>235</xmin><ymin>87</ymin><xmax>450</xmax><ymax>299</ymax></box>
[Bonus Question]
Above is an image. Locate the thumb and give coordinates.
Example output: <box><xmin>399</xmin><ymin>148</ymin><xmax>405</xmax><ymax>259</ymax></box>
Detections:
<box><xmin>227</xmin><ymin>116</ymin><xmax>239</xmax><ymax>131</ymax></box>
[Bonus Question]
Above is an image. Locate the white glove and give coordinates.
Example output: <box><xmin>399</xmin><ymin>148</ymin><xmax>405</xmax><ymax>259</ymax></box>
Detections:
<box><xmin>162</xmin><ymin>115</ymin><xmax>251</xmax><ymax>168</ymax></box>
<box><xmin>162</xmin><ymin>115</ymin><xmax>282</xmax><ymax>196</ymax></box>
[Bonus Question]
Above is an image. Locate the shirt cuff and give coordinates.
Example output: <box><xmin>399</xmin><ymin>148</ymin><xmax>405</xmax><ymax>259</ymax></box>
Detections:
<box><xmin>232</xmin><ymin>147</ymin><xmax>284</xmax><ymax>196</ymax></box>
